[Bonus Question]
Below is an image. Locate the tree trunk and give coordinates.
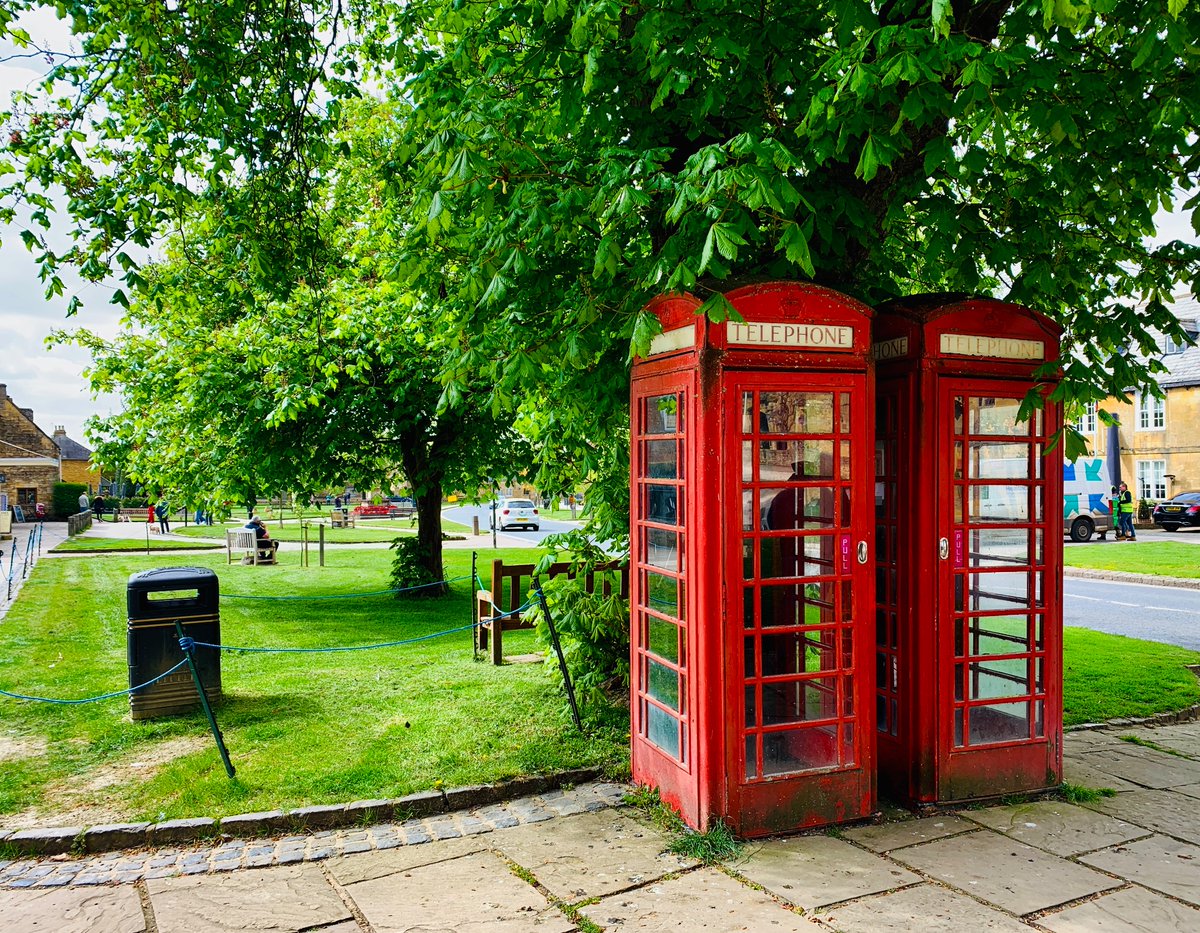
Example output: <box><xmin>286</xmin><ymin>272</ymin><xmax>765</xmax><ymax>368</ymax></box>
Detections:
<box><xmin>414</xmin><ymin>482</ymin><xmax>446</xmax><ymax>592</ymax></box>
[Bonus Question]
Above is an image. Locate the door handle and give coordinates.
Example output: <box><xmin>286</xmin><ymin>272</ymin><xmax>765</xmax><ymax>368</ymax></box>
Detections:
<box><xmin>939</xmin><ymin>537</ymin><xmax>949</xmax><ymax>560</ymax></box>
<box><xmin>857</xmin><ymin>541</ymin><xmax>868</xmax><ymax>564</ymax></box>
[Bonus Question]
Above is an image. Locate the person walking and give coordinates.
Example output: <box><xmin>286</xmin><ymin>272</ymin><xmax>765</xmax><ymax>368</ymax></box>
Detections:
<box><xmin>155</xmin><ymin>498</ymin><xmax>171</xmax><ymax>534</ymax></box>
<box><xmin>93</xmin><ymin>493</ymin><xmax>105</xmax><ymax>522</ymax></box>
<box><xmin>78</xmin><ymin>490</ymin><xmax>89</xmax><ymax>513</ymax></box>
<box><xmin>1116</xmin><ymin>482</ymin><xmax>1137</xmax><ymax>541</ymax></box>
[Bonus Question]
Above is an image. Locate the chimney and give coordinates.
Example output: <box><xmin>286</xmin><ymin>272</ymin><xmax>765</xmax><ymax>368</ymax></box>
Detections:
<box><xmin>53</xmin><ymin>425</ymin><xmax>66</xmax><ymax>437</ymax></box>
<box><xmin>0</xmin><ymin>383</ymin><xmax>6</xmax><ymax>402</ymax></box>
<box><xmin>19</xmin><ymin>407</ymin><xmax>34</xmax><ymax>421</ymax></box>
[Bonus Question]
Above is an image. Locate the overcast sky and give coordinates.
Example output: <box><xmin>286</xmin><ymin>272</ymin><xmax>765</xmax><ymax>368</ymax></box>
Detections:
<box><xmin>0</xmin><ymin>12</ymin><xmax>1198</xmax><ymax>449</ymax></box>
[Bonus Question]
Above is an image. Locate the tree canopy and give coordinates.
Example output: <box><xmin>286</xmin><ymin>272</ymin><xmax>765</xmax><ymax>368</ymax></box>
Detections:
<box><xmin>4</xmin><ymin>0</ymin><xmax>1199</xmax><ymax>536</ymax></box>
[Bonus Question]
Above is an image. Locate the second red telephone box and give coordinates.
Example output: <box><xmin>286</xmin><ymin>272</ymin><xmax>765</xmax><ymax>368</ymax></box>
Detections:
<box><xmin>873</xmin><ymin>295</ymin><xmax>1063</xmax><ymax>805</ymax></box>
<box><xmin>630</xmin><ymin>281</ymin><xmax>877</xmax><ymax>837</ymax></box>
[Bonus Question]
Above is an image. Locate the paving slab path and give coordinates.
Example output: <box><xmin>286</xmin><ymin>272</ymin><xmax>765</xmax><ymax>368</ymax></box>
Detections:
<box><xmin>3</xmin><ymin>727</ymin><xmax>1200</xmax><ymax>931</ymax></box>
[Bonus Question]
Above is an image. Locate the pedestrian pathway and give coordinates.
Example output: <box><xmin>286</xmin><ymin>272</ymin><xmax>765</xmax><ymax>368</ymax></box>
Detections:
<box><xmin>4</xmin><ymin>723</ymin><xmax>1200</xmax><ymax>931</ymax></box>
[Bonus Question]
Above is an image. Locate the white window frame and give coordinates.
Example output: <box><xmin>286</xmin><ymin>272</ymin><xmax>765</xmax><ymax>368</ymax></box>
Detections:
<box><xmin>1136</xmin><ymin>460</ymin><xmax>1166</xmax><ymax>501</ymax></box>
<box><xmin>1164</xmin><ymin>333</ymin><xmax>1187</xmax><ymax>354</ymax></box>
<box><xmin>1074</xmin><ymin>402</ymin><xmax>1096</xmax><ymax>436</ymax></box>
<box><xmin>1136</xmin><ymin>391</ymin><xmax>1165</xmax><ymax>430</ymax></box>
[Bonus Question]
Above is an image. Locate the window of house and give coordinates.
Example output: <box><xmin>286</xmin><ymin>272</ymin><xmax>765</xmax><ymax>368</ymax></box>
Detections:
<box><xmin>1074</xmin><ymin>402</ymin><xmax>1096</xmax><ymax>436</ymax></box>
<box><xmin>1136</xmin><ymin>392</ymin><xmax>1165</xmax><ymax>430</ymax></box>
<box><xmin>16</xmin><ymin>488</ymin><xmax>37</xmax><ymax>506</ymax></box>
<box><xmin>1163</xmin><ymin>331</ymin><xmax>1192</xmax><ymax>354</ymax></box>
<box><xmin>1136</xmin><ymin>460</ymin><xmax>1166</xmax><ymax>500</ymax></box>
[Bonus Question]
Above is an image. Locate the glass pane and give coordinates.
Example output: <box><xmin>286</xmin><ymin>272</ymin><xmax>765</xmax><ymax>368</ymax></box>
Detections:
<box><xmin>647</xmin><ymin>659</ymin><xmax>680</xmax><ymax>709</ymax></box>
<box><xmin>969</xmin><ymin>659</ymin><xmax>1030</xmax><ymax>700</ymax></box>
<box><xmin>743</xmin><ymin>540</ymin><xmax>754</xmax><ymax>580</ymax></box>
<box><xmin>761</xmin><ymin>392</ymin><xmax>834</xmax><ymax>434</ymax></box>
<box><xmin>646</xmin><ymin>570</ymin><xmax>680</xmax><ymax>617</ymax></box>
<box><xmin>742</xmin><ymin>490</ymin><xmax>755</xmax><ymax>532</ymax></box>
<box><xmin>759</xmin><ymin>440</ymin><xmax>835</xmax><ymax>481</ymax></box>
<box><xmin>646</xmin><ymin>616</ymin><xmax>680</xmax><ymax>663</ymax></box>
<box><xmin>742</xmin><ymin>441</ymin><xmax>754</xmax><ymax>482</ymax></box>
<box><xmin>646</xmin><ymin>528</ymin><xmax>680</xmax><ymax>571</ymax></box>
<box><xmin>967</xmin><ymin>615</ymin><xmax>1030</xmax><ymax>656</ymax></box>
<box><xmin>646</xmin><ymin>440</ymin><xmax>678</xmax><ymax>478</ymax></box>
<box><xmin>840</xmin><ymin>393</ymin><xmax>850</xmax><ymax>433</ymax></box>
<box><xmin>761</xmin><ymin>487</ymin><xmax>837</xmax><ymax>529</ymax></box>
<box><xmin>970</xmin><ymin>442</ymin><xmax>1031</xmax><ymax>479</ymax></box>
<box><xmin>968</xmin><ymin>701</ymin><xmax>1030</xmax><ymax>744</ymax></box>
<box><xmin>967</xmin><ymin>571</ymin><xmax>1030</xmax><ymax>611</ymax></box>
<box><xmin>646</xmin><ymin>394</ymin><xmax>679</xmax><ymax>435</ymax></box>
<box><xmin>742</xmin><ymin>392</ymin><xmax>754</xmax><ymax>434</ymax></box>
<box><xmin>968</xmin><ymin>528</ymin><xmax>1031</xmax><ymax>567</ymax></box>
<box><xmin>954</xmin><ymin>396</ymin><xmax>964</xmax><ymax>434</ymax></box>
<box><xmin>761</xmin><ymin>631</ymin><xmax>838</xmax><ymax>675</ymax></box>
<box><xmin>768</xmin><ymin>679</ymin><xmax>838</xmax><ymax>725</ymax></box>
<box><xmin>646</xmin><ymin>703</ymin><xmax>681</xmax><ymax>757</ymax></box>
<box><xmin>954</xmin><ymin>441</ymin><xmax>963</xmax><ymax>479</ymax></box>
<box><xmin>969</xmin><ymin>397</ymin><xmax>1025</xmax><ymax>435</ymax></box>
<box><xmin>745</xmin><ymin>735</ymin><xmax>758</xmax><ymax>779</ymax></box>
<box><xmin>763</xmin><ymin>725</ymin><xmax>838</xmax><ymax>774</ymax></box>
<box><xmin>646</xmin><ymin>484</ymin><xmax>679</xmax><ymax>525</ymax></box>
<box><xmin>840</xmin><ymin>441</ymin><xmax>851</xmax><ymax>480</ymax></box>
<box><xmin>968</xmin><ymin>485</ymin><xmax>1029</xmax><ymax>523</ymax></box>
<box><xmin>761</xmin><ymin>581</ymin><xmax>834</xmax><ymax>627</ymax></box>
<box><xmin>745</xmin><ymin>685</ymin><xmax>757</xmax><ymax>727</ymax></box>
<box><xmin>760</xmin><ymin>536</ymin><xmax>836</xmax><ymax>580</ymax></box>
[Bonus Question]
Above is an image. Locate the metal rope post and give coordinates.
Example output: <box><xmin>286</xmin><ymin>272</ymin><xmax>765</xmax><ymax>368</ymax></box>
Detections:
<box><xmin>471</xmin><ymin>551</ymin><xmax>479</xmax><ymax>660</ymax></box>
<box><xmin>532</xmin><ymin>577</ymin><xmax>584</xmax><ymax>733</ymax></box>
<box><xmin>173</xmin><ymin>620</ymin><xmax>236</xmax><ymax>779</ymax></box>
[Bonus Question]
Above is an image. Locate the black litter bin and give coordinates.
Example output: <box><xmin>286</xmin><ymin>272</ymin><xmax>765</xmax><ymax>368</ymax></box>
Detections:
<box><xmin>127</xmin><ymin>567</ymin><xmax>221</xmax><ymax>720</ymax></box>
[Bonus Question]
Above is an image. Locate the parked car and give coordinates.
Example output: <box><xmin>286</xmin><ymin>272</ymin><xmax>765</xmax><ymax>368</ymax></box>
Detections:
<box><xmin>492</xmin><ymin>498</ymin><xmax>540</xmax><ymax>531</ymax></box>
<box><xmin>1151</xmin><ymin>492</ymin><xmax>1200</xmax><ymax>531</ymax></box>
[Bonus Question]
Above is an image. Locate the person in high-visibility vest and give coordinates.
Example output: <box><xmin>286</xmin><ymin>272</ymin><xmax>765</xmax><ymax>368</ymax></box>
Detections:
<box><xmin>1116</xmin><ymin>482</ymin><xmax>1137</xmax><ymax>541</ymax></box>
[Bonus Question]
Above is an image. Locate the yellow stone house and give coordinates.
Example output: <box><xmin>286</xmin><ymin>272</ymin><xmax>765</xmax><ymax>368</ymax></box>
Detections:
<box><xmin>1075</xmin><ymin>295</ymin><xmax>1200</xmax><ymax>504</ymax></box>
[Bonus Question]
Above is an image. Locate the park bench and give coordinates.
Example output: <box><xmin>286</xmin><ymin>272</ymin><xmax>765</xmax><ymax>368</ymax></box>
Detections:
<box><xmin>331</xmin><ymin>511</ymin><xmax>355</xmax><ymax>529</ymax></box>
<box><xmin>476</xmin><ymin>557</ymin><xmax>629</xmax><ymax>665</ymax></box>
<box><xmin>226</xmin><ymin>529</ymin><xmax>276</xmax><ymax>565</ymax></box>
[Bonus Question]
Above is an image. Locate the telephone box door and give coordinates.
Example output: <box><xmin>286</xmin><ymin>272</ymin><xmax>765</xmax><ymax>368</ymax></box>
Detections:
<box><xmin>728</xmin><ymin>372</ymin><xmax>875</xmax><ymax>833</ymax></box>
<box><xmin>935</xmin><ymin>379</ymin><xmax>1062</xmax><ymax>799</ymax></box>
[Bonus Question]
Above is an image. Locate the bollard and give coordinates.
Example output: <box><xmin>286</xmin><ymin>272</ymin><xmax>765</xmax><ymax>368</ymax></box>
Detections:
<box><xmin>319</xmin><ymin>523</ymin><xmax>325</xmax><ymax>567</ymax></box>
<box><xmin>472</xmin><ymin>515</ymin><xmax>480</xmax><ymax>535</ymax></box>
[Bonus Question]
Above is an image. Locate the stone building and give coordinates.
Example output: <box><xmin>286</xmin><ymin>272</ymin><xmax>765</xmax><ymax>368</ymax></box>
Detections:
<box><xmin>0</xmin><ymin>383</ymin><xmax>61</xmax><ymax>513</ymax></box>
<box><xmin>1076</xmin><ymin>295</ymin><xmax>1200</xmax><ymax>501</ymax></box>
<box><xmin>52</xmin><ymin>425</ymin><xmax>100</xmax><ymax>489</ymax></box>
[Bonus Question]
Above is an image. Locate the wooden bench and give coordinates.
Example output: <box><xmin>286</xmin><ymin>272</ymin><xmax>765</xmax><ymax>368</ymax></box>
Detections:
<box><xmin>226</xmin><ymin>529</ymin><xmax>277</xmax><ymax>565</ymax></box>
<box><xmin>476</xmin><ymin>558</ymin><xmax>629</xmax><ymax>664</ymax></box>
<box><xmin>331</xmin><ymin>511</ymin><xmax>355</xmax><ymax>529</ymax></box>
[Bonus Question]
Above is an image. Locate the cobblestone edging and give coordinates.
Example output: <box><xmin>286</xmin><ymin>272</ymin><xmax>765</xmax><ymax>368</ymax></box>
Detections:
<box><xmin>0</xmin><ymin>767</ymin><xmax>602</xmax><ymax>861</ymax></box>
<box><xmin>1063</xmin><ymin>566</ymin><xmax>1200</xmax><ymax>590</ymax></box>
<box><xmin>0</xmin><ymin>779</ymin><xmax>625</xmax><ymax>889</ymax></box>
<box><xmin>1067</xmin><ymin>700</ymin><xmax>1200</xmax><ymax>733</ymax></box>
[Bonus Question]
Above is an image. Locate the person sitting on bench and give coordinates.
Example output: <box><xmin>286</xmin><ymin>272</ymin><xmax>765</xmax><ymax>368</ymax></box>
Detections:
<box><xmin>245</xmin><ymin>515</ymin><xmax>279</xmax><ymax>560</ymax></box>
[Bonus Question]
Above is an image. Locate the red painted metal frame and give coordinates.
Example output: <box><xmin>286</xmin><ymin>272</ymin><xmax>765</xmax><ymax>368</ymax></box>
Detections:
<box><xmin>631</xmin><ymin>281</ymin><xmax>877</xmax><ymax>836</ymax></box>
<box><xmin>872</xmin><ymin>296</ymin><xmax>1063</xmax><ymax>805</ymax></box>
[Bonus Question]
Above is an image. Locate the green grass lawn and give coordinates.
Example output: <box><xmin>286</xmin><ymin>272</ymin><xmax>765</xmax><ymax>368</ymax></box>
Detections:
<box><xmin>1064</xmin><ymin>540</ymin><xmax>1200</xmax><ymax>578</ymax></box>
<box><xmin>0</xmin><ymin>545</ymin><xmax>626</xmax><ymax>827</ymax></box>
<box><xmin>3</xmin><ymin>543</ymin><xmax>1197</xmax><ymax>828</ymax></box>
<box><xmin>53</xmin><ymin>536</ymin><xmax>223</xmax><ymax>553</ymax></box>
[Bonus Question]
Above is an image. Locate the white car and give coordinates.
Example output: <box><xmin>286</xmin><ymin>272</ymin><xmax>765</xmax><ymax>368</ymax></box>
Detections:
<box><xmin>492</xmin><ymin>498</ymin><xmax>540</xmax><ymax>531</ymax></box>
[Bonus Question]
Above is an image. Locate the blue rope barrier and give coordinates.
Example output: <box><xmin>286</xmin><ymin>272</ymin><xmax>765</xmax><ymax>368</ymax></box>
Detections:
<box><xmin>0</xmin><ymin>657</ymin><xmax>191</xmax><ymax>705</ymax></box>
<box><xmin>220</xmin><ymin>575</ymin><xmax>472</xmax><ymax>601</ymax></box>
<box><xmin>194</xmin><ymin>621</ymin><xmax>482</xmax><ymax>654</ymax></box>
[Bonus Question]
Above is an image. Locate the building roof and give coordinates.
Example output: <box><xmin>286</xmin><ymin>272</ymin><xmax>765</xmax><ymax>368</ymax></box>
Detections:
<box><xmin>1155</xmin><ymin>294</ymin><xmax>1200</xmax><ymax>390</ymax></box>
<box><xmin>53</xmin><ymin>433</ymin><xmax>92</xmax><ymax>461</ymax></box>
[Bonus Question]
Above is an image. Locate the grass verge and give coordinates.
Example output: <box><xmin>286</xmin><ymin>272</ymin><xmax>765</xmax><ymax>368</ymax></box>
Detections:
<box><xmin>0</xmin><ymin>545</ymin><xmax>626</xmax><ymax>827</ymax></box>
<box><xmin>1063</xmin><ymin>627</ymin><xmax>1200</xmax><ymax>725</ymax></box>
<box><xmin>1063</xmin><ymin>540</ymin><xmax>1200</xmax><ymax>578</ymax></box>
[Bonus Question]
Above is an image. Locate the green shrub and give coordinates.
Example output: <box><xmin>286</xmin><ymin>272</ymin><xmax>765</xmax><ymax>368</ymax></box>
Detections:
<box><xmin>388</xmin><ymin>536</ymin><xmax>444</xmax><ymax>597</ymax></box>
<box><xmin>526</xmin><ymin>571</ymin><xmax>629</xmax><ymax>720</ymax></box>
<box><xmin>51</xmin><ymin>482</ymin><xmax>89</xmax><ymax>518</ymax></box>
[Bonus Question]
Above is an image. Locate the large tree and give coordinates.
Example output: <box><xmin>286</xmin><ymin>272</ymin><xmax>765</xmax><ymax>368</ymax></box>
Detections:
<box><xmin>5</xmin><ymin>1</ymin><xmax>1200</xmax><ymax>540</ymax></box>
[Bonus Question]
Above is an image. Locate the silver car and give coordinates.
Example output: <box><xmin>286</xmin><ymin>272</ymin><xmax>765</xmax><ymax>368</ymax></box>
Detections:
<box><xmin>492</xmin><ymin>498</ymin><xmax>540</xmax><ymax>531</ymax></box>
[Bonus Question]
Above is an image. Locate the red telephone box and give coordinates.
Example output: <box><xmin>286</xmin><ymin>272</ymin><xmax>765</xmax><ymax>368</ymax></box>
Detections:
<box><xmin>872</xmin><ymin>295</ymin><xmax>1063</xmax><ymax>805</ymax></box>
<box><xmin>630</xmin><ymin>281</ymin><xmax>876</xmax><ymax>837</ymax></box>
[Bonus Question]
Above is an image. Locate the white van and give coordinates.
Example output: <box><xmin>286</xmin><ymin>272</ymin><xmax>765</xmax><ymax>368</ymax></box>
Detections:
<box><xmin>1064</xmin><ymin>458</ymin><xmax>1113</xmax><ymax>542</ymax></box>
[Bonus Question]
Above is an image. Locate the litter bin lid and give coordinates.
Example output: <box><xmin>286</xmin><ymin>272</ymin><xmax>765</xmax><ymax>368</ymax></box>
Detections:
<box><xmin>128</xmin><ymin>566</ymin><xmax>218</xmax><ymax>589</ymax></box>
